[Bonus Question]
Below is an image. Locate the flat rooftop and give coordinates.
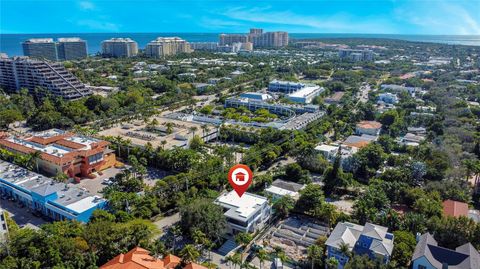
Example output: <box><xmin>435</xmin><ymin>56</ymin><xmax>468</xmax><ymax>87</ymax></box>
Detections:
<box><xmin>215</xmin><ymin>191</ymin><xmax>268</xmax><ymax>221</ymax></box>
<box><xmin>0</xmin><ymin>160</ymin><xmax>105</xmax><ymax>214</ymax></box>
<box><xmin>288</xmin><ymin>85</ymin><xmax>323</xmax><ymax>98</ymax></box>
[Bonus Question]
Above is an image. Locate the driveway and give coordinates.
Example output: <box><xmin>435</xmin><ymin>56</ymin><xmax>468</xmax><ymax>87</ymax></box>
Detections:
<box><xmin>153</xmin><ymin>212</ymin><xmax>180</xmax><ymax>233</ymax></box>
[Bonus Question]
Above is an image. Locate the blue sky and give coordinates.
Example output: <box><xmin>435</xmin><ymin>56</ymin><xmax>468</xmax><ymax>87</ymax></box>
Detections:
<box><xmin>1</xmin><ymin>0</ymin><xmax>479</xmax><ymax>35</ymax></box>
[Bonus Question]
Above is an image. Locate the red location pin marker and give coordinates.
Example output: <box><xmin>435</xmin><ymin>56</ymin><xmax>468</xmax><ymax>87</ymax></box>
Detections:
<box><xmin>228</xmin><ymin>164</ymin><xmax>253</xmax><ymax>197</ymax></box>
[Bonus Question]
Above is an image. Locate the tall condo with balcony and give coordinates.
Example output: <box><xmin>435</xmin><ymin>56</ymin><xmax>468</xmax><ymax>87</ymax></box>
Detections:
<box><xmin>0</xmin><ymin>56</ymin><xmax>92</xmax><ymax>100</ymax></box>
<box><xmin>101</xmin><ymin>38</ymin><xmax>138</xmax><ymax>58</ymax></box>
<box><xmin>145</xmin><ymin>37</ymin><xmax>192</xmax><ymax>58</ymax></box>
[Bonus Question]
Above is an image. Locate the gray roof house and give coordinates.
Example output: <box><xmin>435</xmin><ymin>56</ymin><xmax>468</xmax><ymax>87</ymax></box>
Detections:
<box><xmin>326</xmin><ymin>222</ymin><xmax>394</xmax><ymax>268</ymax></box>
<box><xmin>412</xmin><ymin>233</ymin><xmax>480</xmax><ymax>269</ymax></box>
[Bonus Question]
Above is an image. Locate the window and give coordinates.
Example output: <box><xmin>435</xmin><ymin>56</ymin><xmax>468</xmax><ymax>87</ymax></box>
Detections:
<box><xmin>418</xmin><ymin>265</ymin><xmax>427</xmax><ymax>269</ymax></box>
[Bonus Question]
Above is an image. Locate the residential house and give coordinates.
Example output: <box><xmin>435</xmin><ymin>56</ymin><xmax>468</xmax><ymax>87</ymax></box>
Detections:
<box><xmin>264</xmin><ymin>179</ymin><xmax>304</xmax><ymax>201</ymax></box>
<box><xmin>326</xmin><ymin>222</ymin><xmax>394</xmax><ymax>268</ymax></box>
<box><xmin>411</xmin><ymin>233</ymin><xmax>480</xmax><ymax>269</ymax></box>
<box><xmin>100</xmin><ymin>247</ymin><xmax>208</xmax><ymax>269</ymax></box>
<box><xmin>214</xmin><ymin>191</ymin><xmax>271</xmax><ymax>235</ymax></box>
<box><xmin>356</xmin><ymin>121</ymin><xmax>382</xmax><ymax>136</ymax></box>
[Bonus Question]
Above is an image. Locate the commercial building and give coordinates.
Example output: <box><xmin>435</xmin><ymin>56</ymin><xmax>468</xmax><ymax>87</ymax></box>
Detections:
<box><xmin>0</xmin><ymin>209</ymin><xmax>7</xmax><ymax>242</ymax></box>
<box><xmin>225</xmin><ymin>97</ymin><xmax>319</xmax><ymax>117</ymax></box>
<box><xmin>287</xmin><ymin>85</ymin><xmax>324</xmax><ymax>104</ymax></box>
<box><xmin>338</xmin><ymin>49</ymin><xmax>374</xmax><ymax>62</ymax></box>
<box><xmin>100</xmin><ymin>247</ymin><xmax>207</xmax><ymax>269</ymax></box>
<box><xmin>0</xmin><ymin>56</ymin><xmax>92</xmax><ymax>100</ymax></box>
<box><xmin>57</xmin><ymin>38</ymin><xmax>88</xmax><ymax>60</ymax></box>
<box><xmin>101</xmin><ymin>38</ymin><xmax>138</xmax><ymax>58</ymax></box>
<box><xmin>214</xmin><ymin>191</ymin><xmax>271</xmax><ymax>235</ymax></box>
<box><xmin>0</xmin><ymin>160</ymin><xmax>106</xmax><ymax>222</ymax></box>
<box><xmin>356</xmin><ymin>121</ymin><xmax>382</xmax><ymax>136</ymax></box>
<box><xmin>326</xmin><ymin>222</ymin><xmax>394</xmax><ymax>268</ymax></box>
<box><xmin>0</xmin><ymin>129</ymin><xmax>115</xmax><ymax>180</ymax></box>
<box><xmin>240</xmin><ymin>92</ymin><xmax>273</xmax><ymax>101</ymax></box>
<box><xmin>411</xmin><ymin>233</ymin><xmax>480</xmax><ymax>269</ymax></box>
<box><xmin>22</xmin><ymin>38</ymin><xmax>88</xmax><ymax>61</ymax></box>
<box><xmin>145</xmin><ymin>37</ymin><xmax>192</xmax><ymax>58</ymax></box>
<box><xmin>268</xmin><ymin>80</ymin><xmax>306</xmax><ymax>94</ymax></box>
<box><xmin>22</xmin><ymin>38</ymin><xmax>58</xmax><ymax>61</ymax></box>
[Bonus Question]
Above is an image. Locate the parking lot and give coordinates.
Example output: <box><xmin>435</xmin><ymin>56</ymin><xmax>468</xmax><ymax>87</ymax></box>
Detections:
<box><xmin>75</xmin><ymin>166</ymin><xmax>125</xmax><ymax>195</ymax></box>
<box><xmin>1</xmin><ymin>198</ymin><xmax>46</xmax><ymax>229</ymax></box>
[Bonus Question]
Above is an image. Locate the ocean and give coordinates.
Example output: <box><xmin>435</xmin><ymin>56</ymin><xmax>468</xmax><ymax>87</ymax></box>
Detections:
<box><xmin>1</xmin><ymin>33</ymin><xmax>479</xmax><ymax>56</ymax></box>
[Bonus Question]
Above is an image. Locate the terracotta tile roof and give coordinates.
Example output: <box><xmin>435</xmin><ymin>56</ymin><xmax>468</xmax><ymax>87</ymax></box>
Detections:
<box><xmin>183</xmin><ymin>263</ymin><xmax>208</xmax><ymax>269</ymax></box>
<box><xmin>55</xmin><ymin>139</ymin><xmax>86</xmax><ymax>149</ymax></box>
<box><xmin>357</xmin><ymin>121</ymin><xmax>382</xmax><ymax>129</ymax></box>
<box><xmin>29</xmin><ymin>133</ymin><xmax>71</xmax><ymax>145</ymax></box>
<box><xmin>443</xmin><ymin>200</ymin><xmax>469</xmax><ymax>218</ymax></box>
<box><xmin>100</xmin><ymin>247</ymin><xmax>205</xmax><ymax>269</ymax></box>
<box><xmin>100</xmin><ymin>247</ymin><xmax>165</xmax><ymax>269</ymax></box>
<box><xmin>162</xmin><ymin>254</ymin><xmax>181</xmax><ymax>269</ymax></box>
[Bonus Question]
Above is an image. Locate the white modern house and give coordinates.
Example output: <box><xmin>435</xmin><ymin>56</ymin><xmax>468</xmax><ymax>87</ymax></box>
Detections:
<box><xmin>214</xmin><ymin>191</ymin><xmax>271</xmax><ymax>235</ymax></box>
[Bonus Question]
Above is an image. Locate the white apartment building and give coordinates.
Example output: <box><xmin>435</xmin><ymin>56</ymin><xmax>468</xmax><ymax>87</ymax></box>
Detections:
<box><xmin>214</xmin><ymin>191</ymin><xmax>271</xmax><ymax>235</ymax></box>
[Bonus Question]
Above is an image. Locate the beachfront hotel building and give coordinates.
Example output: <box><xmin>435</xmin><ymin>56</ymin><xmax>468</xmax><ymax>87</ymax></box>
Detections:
<box><xmin>0</xmin><ymin>129</ymin><xmax>115</xmax><ymax>181</ymax></box>
<box><xmin>145</xmin><ymin>37</ymin><xmax>192</xmax><ymax>58</ymax></box>
<box><xmin>0</xmin><ymin>160</ymin><xmax>106</xmax><ymax>222</ymax></box>
<box><xmin>0</xmin><ymin>56</ymin><xmax>92</xmax><ymax>100</ymax></box>
<box><xmin>101</xmin><ymin>38</ymin><xmax>138</xmax><ymax>58</ymax></box>
<box><xmin>219</xmin><ymin>29</ymin><xmax>289</xmax><ymax>48</ymax></box>
<box><xmin>22</xmin><ymin>38</ymin><xmax>58</xmax><ymax>61</ymax></box>
<box><xmin>22</xmin><ymin>38</ymin><xmax>88</xmax><ymax>61</ymax></box>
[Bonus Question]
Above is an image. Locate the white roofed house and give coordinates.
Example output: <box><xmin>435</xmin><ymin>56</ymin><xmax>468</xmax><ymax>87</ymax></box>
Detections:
<box><xmin>264</xmin><ymin>179</ymin><xmax>305</xmax><ymax>201</ymax></box>
<box><xmin>214</xmin><ymin>191</ymin><xmax>271</xmax><ymax>235</ymax></box>
<box><xmin>326</xmin><ymin>222</ymin><xmax>394</xmax><ymax>268</ymax></box>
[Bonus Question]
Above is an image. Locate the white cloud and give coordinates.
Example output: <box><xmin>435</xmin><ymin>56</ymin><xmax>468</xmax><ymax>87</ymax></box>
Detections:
<box><xmin>77</xmin><ymin>19</ymin><xmax>119</xmax><ymax>32</ymax></box>
<box><xmin>217</xmin><ymin>6</ymin><xmax>397</xmax><ymax>34</ymax></box>
<box><xmin>394</xmin><ymin>0</ymin><xmax>480</xmax><ymax>35</ymax></box>
<box><xmin>79</xmin><ymin>1</ymin><xmax>95</xmax><ymax>11</ymax></box>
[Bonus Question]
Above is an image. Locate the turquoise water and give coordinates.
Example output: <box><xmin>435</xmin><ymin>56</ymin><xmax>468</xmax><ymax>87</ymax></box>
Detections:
<box><xmin>1</xmin><ymin>33</ymin><xmax>479</xmax><ymax>56</ymax></box>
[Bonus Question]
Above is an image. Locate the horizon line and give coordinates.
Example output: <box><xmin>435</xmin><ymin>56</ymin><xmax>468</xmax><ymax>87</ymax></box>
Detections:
<box><xmin>1</xmin><ymin>32</ymin><xmax>480</xmax><ymax>37</ymax></box>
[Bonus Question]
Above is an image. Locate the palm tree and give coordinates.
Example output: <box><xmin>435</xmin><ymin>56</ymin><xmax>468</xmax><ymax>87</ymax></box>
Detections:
<box><xmin>189</xmin><ymin>126</ymin><xmax>198</xmax><ymax>137</ymax></box>
<box><xmin>338</xmin><ymin>242</ymin><xmax>352</xmax><ymax>260</ymax></box>
<box><xmin>160</xmin><ymin>140</ymin><xmax>167</xmax><ymax>150</ymax></box>
<box><xmin>256</xmin><ymin>249</ymin><xmax>268</xmax><ymax>269</ymax></box>
<box><xmin>166</xmin><ymin>122</ymin><xmax>174</xmax><ymax>134</ymax></box>
<box><xmin>170</xmin><ymin>225</ymin><xmax>182</xmax><ymax>252</ymax></box>
<box><xmin>224</xmin><ymin>255</ymin><xmax>234</xmax><ymax>269</ymax></box>
<box><xmin>231</xmin><ymin>253</ymin><xmax>242</xmax><ymax>269</ymax></box>
<box><xmin>179</xmin><ymin>244</ymin><xmax>200</xmax><ymax>264</ymax></box>
<box><xmin>28</xmin><ymin>150</ymin><xmax>42</xmax><ymax>172</ymax></box>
